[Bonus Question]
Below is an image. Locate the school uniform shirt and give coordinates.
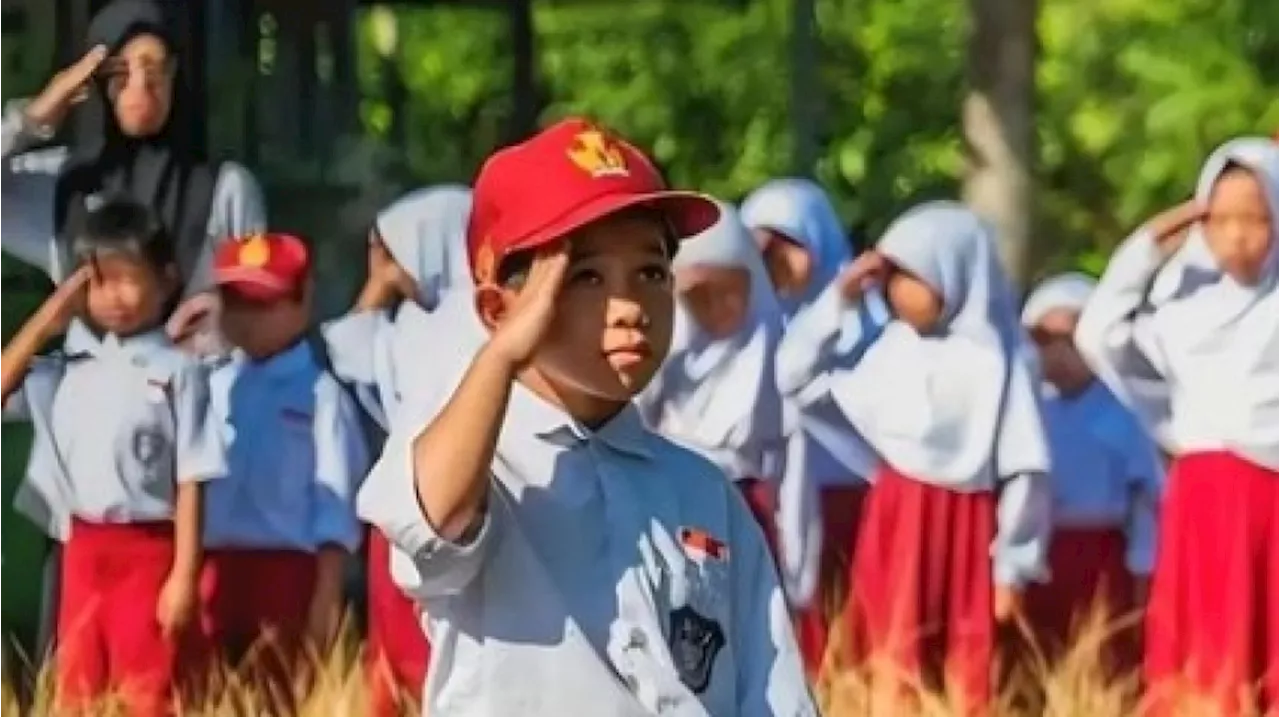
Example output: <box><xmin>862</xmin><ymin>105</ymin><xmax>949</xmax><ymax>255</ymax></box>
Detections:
<box><xmin>356</xmin><ymin>340</ymin><xmax>815</xmax><ymax>716</ymax></box>
<box><xmin>1</xmin><ymin>98</ymin><xmax>265</xmax><ymax>294</ymax></box>
<box><xmin>1076</xmin><ymin>137</ymin><xmax>1279</xmax><ymax>471</ymax></box>
<box><xmin>203</xmin><ymin>340</ymin><xmax>368</xmax><ymax>552</ymax></box>
<box><xmin>1039</xmin><ymin>381</ymin><xmax>1163</xmax><ymax>573</ymax></box>
<box><xmin>780</xmin><ymin>203</ymin><xmax>1053</xmax><ymax>587</ymax></box>
<box><xmin>2</xmin><ymin>322</ymin><xmax>227</xmax><ymax>539</ymax></box>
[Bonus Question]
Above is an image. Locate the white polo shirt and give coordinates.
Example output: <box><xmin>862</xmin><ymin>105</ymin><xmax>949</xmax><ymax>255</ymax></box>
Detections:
<box><xmin>356</xmin><ymin>326</ymin><xmax>815</xmax><ymax>716</ymax></box>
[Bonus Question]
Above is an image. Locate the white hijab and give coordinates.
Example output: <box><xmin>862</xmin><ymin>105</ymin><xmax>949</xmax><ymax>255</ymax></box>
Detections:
<box><xmin>829</xmin><ymin>201</ymin><xmax>1050</xmax><ymax>486</ymax></box>
<box><xmin>1021</xmin><ymin>272</ymin><xmax>1096</xmax><ymax>328</ymax></box>
<box><xmin>739</xmin><ymin>178</ymin><xmax>853</xmax><ymax>316</ymax></box>
<box><xmin>641</xmin><ymin>202</ymin><xmax>787</xmax><ymax>475</ymax></box>
<box><xmin>376</xmin><ymin>185</ymin><xmax>474</xmax><ymax>310</ymax></box>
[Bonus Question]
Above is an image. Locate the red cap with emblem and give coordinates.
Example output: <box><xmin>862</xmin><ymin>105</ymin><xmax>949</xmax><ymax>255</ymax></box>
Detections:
<box><xmin>213</xmin><ymin>233</ymin><xmax>311</xmax><ymax>301</ymax></box>
<box><xmin>466</xmin><ymin>117</ymin><xmax>721</xmax><ymax>285</ymax></box>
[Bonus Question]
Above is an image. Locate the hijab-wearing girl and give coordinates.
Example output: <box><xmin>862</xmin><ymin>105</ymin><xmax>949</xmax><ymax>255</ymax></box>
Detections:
<box><xmin>322</xmin><ymin>185</ymin><xmax>473</xmax><ymax>717</ymax></box>
<box><xmin>1075</xmin><ymin>137</ymin><xmax>1278</xmax><ymax>716</ymax></box>
<box><xmin>740</xmin><ymin>178</ymin><xmax>880</xmax><ymax>674</ymax></box>
<box><xmin>638</xmin><ymin>201</ymin><xmax>791</xmax><ymax>552</ymax></box>
<box><xmin>1019</xmin><ymin>273</ymin><xmax>1163</xmax><ymax>665</ymax></box>
<box><xmin>790</xmin><ymin>201</ymin><xmax>1051</xmax><ymax>709</ymax></box>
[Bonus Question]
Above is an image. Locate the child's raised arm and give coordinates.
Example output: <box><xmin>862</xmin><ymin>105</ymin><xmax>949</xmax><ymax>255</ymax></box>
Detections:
<box><xmin>2</xmin><ymin>266</ymin><xmax>89</xmax><ymax>401</ymax></box>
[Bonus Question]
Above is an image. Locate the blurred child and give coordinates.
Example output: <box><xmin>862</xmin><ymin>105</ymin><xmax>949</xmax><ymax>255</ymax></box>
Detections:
<box><xmin>741</xmin><ymin>179</ymin><xmax>881</xmax><ymax>674</ymax></box>
<box><xmin>782</xmin><ymin>201</ymin><xmax>1051</xmax><ymax>710</ymax></box>
<box><xmin>0</xmin><ymin>198</ymin><xmax>225</xmax><ymax>716</ymax></box>
<box><xmin>356</xmin><ymin>118</ymin><xmax>814</xmax><ymax>714</ymax></box>
<box><xmin>323</xmin><ymin>186</ymin><xmax>473</xmax><ymax>715</ymax></box>
<box><xmin>203</xmin><ymin>233</ymin><xmax>368</xmax><ymax>692</ymax></box>
<box><xmin>638</xmin><ymin>200</ymin><xmax>790</xmax><ymax>552</ymax></box>
<box><xmin>1075</xmin><ymin>137</ymin><xmax>1278</xmax><ymax>715</ymax></box>
<box><xmin>1019</xmin><ymin>273</ymin><xmax>1162</xmax><ymax>663</ymax></box>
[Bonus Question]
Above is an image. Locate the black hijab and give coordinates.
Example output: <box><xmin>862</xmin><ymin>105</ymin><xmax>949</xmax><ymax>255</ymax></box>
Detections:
<box><xmin>53</xmin><ymin>0</ymin><xmax>215</xmax><ymax>285</ymax></box>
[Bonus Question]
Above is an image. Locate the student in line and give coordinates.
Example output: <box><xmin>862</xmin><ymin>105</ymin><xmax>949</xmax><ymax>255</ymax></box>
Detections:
<box><xmin>1019</xmin><ymin>272</ymin><xmax>1163</xmax><ymax>665</ymax></box>
<box><xmin>778</xmin><ymin>201</ymin><xmax>1051</xmax><ymax>711</ymax></box>
<box><xmin>356</xmin><ymin>118</ymin><xmax>816</xmax><ymax>715</ymax></box>
<box><xmin>202</xmin><ymin>233</ymin><xmax>368</xmax><ymax>697</ymax></box>
<box><xmin>1</xmin><ymin>198</ymin><xmax>226</xmax><ymax>716</ymax></box>
<box><xmin>1075</xmin><ymin>137</ymin><xmax>1278</xmax><ymax>716</ymax></box>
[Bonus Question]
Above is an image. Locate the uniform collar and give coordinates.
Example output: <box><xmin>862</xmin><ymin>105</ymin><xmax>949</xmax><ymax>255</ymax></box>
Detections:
<box><xmin>236</xmin><ymin>338</ymin><xmax>315</xmax><ymax>378</ymax></box>
<box><xmin>510</xmin><ymin>382</ymin><xmax>653</xmax><ymax>460</ymax></box>
<box><xmin>64</xmin><ymin>319</ymin><xmax>171</xmax><ymax>359</ymax></box>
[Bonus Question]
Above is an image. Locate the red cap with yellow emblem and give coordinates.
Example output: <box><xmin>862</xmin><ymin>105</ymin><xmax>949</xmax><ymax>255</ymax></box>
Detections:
<box><xmin>213</xmin><ymin>233</ymin><xmax>311</xmax><ymax>301</ymax></box>
<box><xmin>466</xmin><ymin>117</ymin><xmax>721</xmax><ymax>285</ymax></box>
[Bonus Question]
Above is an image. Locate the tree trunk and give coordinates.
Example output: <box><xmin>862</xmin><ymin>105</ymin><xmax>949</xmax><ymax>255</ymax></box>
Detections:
<box><xmin>962</xmin><ymin>0</ymin><xmax>1037</xmax><ymax>288</ymax></box>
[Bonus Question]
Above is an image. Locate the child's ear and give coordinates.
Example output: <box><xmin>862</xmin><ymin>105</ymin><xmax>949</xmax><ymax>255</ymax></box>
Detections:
<box><xmin>474</xmin><ymin>284</ymin><xmax>507</xmax><ymax>332</ymax></box>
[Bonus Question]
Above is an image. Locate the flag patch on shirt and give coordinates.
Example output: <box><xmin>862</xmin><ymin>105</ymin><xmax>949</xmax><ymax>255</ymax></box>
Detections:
<box><xmin>281</xmin><ymin>408</ymin><xmax>312</xmax><ymax>425</ymax></box>
<box><xmin>680</xmin><ymin>527</ymin><xmax>729</xmax><ymax>562</ymax></box>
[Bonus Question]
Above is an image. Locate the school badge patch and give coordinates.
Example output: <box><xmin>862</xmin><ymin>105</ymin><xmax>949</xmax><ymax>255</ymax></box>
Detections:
<box><xmin>132</xmin><ymin>427</ymin><xmax>169</xmax><ymax>470</ymax></box>
<box><xmin>668</xmin><ymin>604</ymin><xmax>725</xmax><ymax>694</ymax></box>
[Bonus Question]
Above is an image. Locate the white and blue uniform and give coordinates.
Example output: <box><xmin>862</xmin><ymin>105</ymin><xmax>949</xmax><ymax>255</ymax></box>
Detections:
<box><xmin>204</xmin><ymin>340</ymin><xmax>368</xmax><ymax>553</ymax></box>
<box><xmin>356</xmin><ymin>310</ymin><xmax>816</xmax><ymax>716</ymax></box>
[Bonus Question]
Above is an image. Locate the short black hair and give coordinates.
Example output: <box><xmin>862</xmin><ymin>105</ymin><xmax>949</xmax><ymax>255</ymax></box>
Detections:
<box><xmin>72</xmin><ymin>196</ymin><xmax>173</xmax><ymax>273</ymax></box>
<box><xmin>496</xmin><ymin>206</ymin><xmax>681</xmax><ymax>287</ymax></box>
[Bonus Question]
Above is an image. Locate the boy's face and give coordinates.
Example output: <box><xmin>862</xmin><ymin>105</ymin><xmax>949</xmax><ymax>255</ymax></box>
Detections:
<box><xmin>219</xmin><ymin>284</ymin><xmax>312</xmax><ymax>360</ymax></box>
<box><xmin>84</xmin><ymin>253</ymin><xmax>173</xmax><ymax>336</ymax></box>
<box><xmin>675</xmin><ymin>265</ymin><xmax>751</xmax><ymax>340</ymax></box>
<box><xmin>1204</xmin><ymin>167</ymin><xmax>1273</xmax><ymax>285</ymax></box>
<box><xmin>497</xmin><ymin>212</ymin><xmax>675</xmax><ymax>417</ymax></box>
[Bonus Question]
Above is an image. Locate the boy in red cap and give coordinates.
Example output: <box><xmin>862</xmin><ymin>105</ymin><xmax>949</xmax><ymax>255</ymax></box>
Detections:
<box><xmin>203</xmin><ymin>233</ymin><xmax>369</xmax><ymax>692</ymax></box>
<box><xmin>356</xmin><ymin>119</ymin><xmax>815</xmax><ymax>715</ymax></box>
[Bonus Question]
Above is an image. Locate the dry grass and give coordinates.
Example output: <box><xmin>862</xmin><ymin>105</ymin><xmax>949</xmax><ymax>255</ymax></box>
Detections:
<box><xmin>0</xmin><ymin>608</ymin><xmax>1264</xmax><ymax>716</ymax></box>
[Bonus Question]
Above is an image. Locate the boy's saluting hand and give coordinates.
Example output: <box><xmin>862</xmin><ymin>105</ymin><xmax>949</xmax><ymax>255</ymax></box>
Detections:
<box><xmin>483</xmin><ymin>245</ymin><xmax>571</xmax><ymax>369</ymax></box>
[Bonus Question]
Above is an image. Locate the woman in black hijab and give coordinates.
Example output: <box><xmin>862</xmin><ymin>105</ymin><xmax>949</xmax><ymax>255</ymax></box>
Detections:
<box><xmin>3</xmin><ymin>0</ymin><xmax>266</xmax><ymax>353</ymax></box>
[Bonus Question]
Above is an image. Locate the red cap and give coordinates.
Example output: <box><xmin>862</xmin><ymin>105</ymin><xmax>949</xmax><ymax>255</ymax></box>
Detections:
<box><xmin>213</xmin><ymin>233</ymin><xmax>310</xmax><ymax>301</ymax></box>
<box><xmin>466</xmin><ymin>117</ymin><xmax>720</xmax><ymax>284</ymax></box>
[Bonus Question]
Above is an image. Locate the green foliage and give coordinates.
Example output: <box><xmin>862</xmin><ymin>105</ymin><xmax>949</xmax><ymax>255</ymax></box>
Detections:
<box><xmin>359</xmin><ymin>0</ymin><xmax>1274</xmax><ymax>273</ymax></box>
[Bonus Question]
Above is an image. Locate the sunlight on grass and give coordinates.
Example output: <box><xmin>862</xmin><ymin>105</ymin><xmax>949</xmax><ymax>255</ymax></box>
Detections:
<box><xmin>0</xmin><ymin>605</ymin><xmax>1263</xmax><ymax>716</ymax></box>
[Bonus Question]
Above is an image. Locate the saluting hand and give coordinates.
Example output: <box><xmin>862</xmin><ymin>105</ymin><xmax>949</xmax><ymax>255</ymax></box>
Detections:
<box><xmin>32</xmin><ymin>265</ymin><xmax>91</xmax><ymax>339</ymax></box>
<box><xmin>1146</xmin><ymin>200</ymin><xmax>1208</xmax><ymax>259</ymax></box>
<box><xmin>26</xmin><ymin>45</ymin><xmax>109</xmax><ymax>131</ymax></box>
<box><xmin>485</xmin><ymin>244</ymin><xmax>570</xmax><ymax>368</ymax></box>
<box><xmin>836</xmin><ymin>250</ymin><xmax>890</xmax><ymax>302</ymax></box>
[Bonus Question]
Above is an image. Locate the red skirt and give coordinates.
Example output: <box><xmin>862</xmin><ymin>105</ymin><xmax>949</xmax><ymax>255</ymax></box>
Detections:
<box><xmin>1143</xmin><ymin>452</ymin><xmax>1278</xmax><ymax>716</ymax></box>
<box><xmin>366</xmin><ymin>528</ymin><xmax>430</xmax><ymax>717</ymax></box>
<box><xmin>796</xmin><ymin>483</ymin><xmax>866</xmax><ymax>676</ymax></box>
<box><xmin>56</xmin><ymin>519</ymin><xmax>212</xmax><ymax>717</ymax></box>
<box><xmin>736</xmin><ymin>477</ymin><xmax>779</xmax><ymax>557</ymax></box>
<box><xmin>1023</xmin><ymin>526</ymin><xmax>1137</xmax><ymax>666</ymax></box>
<box><xmin>846</xmin><ymin>465</ymin><xmax>996</xmax><ymax>712</ymax></box>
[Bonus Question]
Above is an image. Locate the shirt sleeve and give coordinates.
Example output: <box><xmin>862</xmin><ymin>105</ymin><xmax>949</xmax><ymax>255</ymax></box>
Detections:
<box><xmin>3</xmin><ymin>357</ymin><xmax>64</xmax><ymax>422</ymax></box>
<box><xmin>310</xmin><ymin>379</ymin><xmax>370</xmax><ymax>552</ymax></box>
<box><xmin>775</xmin><ymin>282</ymin><xmax>885</xmax><ymax>404</ymax></box>
<box><xmin>728</xmin><ymin>483</ymin><xmax>818</xmax><ymax>716</ymax></box>
<box><xmin>991</xmin><ymin>471</ymin><xmax>1053</xmax><ymax>587</ymax></box>
<box><xmin>2</xmin><ymin>102</ymin><xmax>68</xmax><ymax>281</ymax></box>
<box><xmin>354</xmin><ymin>424</ymin><xmax>498</xmax><ymax>600</ymax></box>
<box><xmin>171</xmin><ymin>361</ymin><xmax>228</xmax><ymax>483</ymax></box>
<box><xmin>317</xmin><ymin>310</ymin><xmax>395</xmax><ymax>430</ymax></box>
<box><xmin>1120</xmin><ymin>418</ymin><xmax>1164</xmax><ymax>575</ymax></box>
<box><xmin>1074</xmin><ymin>229</ymin><xmax>1175</xmax><ymax>443</ymax></box>
<box><xmin>775</xmin><ymin>431</ymin><xmax>822</xmax><ymax>609</ymax></box>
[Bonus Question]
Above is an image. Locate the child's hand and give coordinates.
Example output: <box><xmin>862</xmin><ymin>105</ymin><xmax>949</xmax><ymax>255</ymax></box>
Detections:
<box><xmin>993</xmin><ymin>585</ymin><xmax>1024</xmax><ymax>625</ymax></box>
<box><xmin>305</xmin><ymin>586</ymin><xmax>343</xmax><ymax>653</ymax></box>
<box><xmin>155</xmin><ymin>572</ymin><xmax>198</xmax><ymax>641</ymax></box>
<box><xmin>486</xmin><ymin>244</ymin><xmax>570</xmax><ymax>368</ymax></box>
<box><xmin>836</xmin><ymin>250</ymin><xmax>889</xmax><ymax>301</ymax></box>
<box><xmin>1146</xmin><ymin>200</ymin><xmax>1207</xmax><ymax>258</ymax></box>
<box><xmin>25</xmin><ymin>45</ymin><xmax>108</xmax><ymax>131</ymax></box>
<box><xmin>33</xmin><ymin>265</ymin><xmax>91</xmax><ymax>338</ymax></box>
